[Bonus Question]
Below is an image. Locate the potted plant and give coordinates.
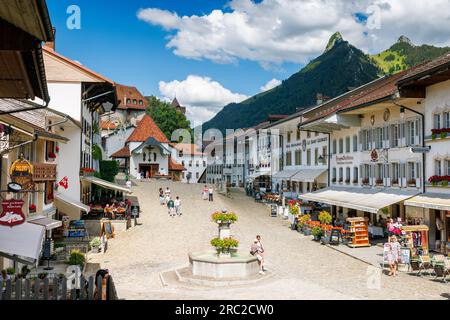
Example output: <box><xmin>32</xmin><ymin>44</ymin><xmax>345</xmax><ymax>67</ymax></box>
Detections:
<box><xmin>48</xmin><ymin>151</ymin><xmax>57</xmax><ymax>159</ymax></box>
<box><xmin>90</xmin><ymin>237</ymin><xmax>102</xmax><ymax>253</ymax></box>
<box><xmin>312</xmin><ymin>226</ymin><xmax>323</xmax><ymax>241</ymax></box>
<box><xmin>222</xmin><ymin>237</ymin><xmax>239</xmax><ymax>255</ymax></box>
<box><xmin>392</xmin><ymin>178</ymin><xmax>399</xmax><ymax>186</ymax></box>
<box><xmin>440</xmin><ymin>131</ymin><xmax>447</xmax><ymax>139</ymax></box>
<box><xmin>6</xmin><ymin>267</ymin><xmax>15</xmax><ymax>276</ymax></box>
<box><xmin>442</xmin><ymin>179</ymin><xmax>449</xmax><ymax>187</ymax></box>
<box><xmin>318</xmin><ymin>211</ymin><xmax>332</xmax><ymax>225</ymax></box>
<box><xmin>297</xmin><ymin>214</ymin><xmax>311</xmax><ymax>233</ymax></box>
<box><xmin>332</xmin><ymin>178</ymin><xmax>337</xmax><ymax>183</ymax></box>
<box><xmin>211</xmin><ymin>238</ymin><xmax>224</xmax><ymax>255</ymax></box>
<box><xmin>211</xmin><ymin>211</ymin><xmax>238</xmax><ymax>225</ymax></box>
<box><xmin>68</xmin><ymin>250</ymin><xmax>85</xmax><ymax>270</ymax></box>
<box><xmin>408</xmin><ymin>178</ymin><xmax>417</xmax><ymax>187</ymax></box>
<box><xmin>345</xmin><ymin>179</ymin><xmax>350</xmax><ymax>184</ymax></box>
<box><xmin>362</xmin><ymin>178</ymin><xmax>370</xmax><ymax>186</ymax></box>
<box><xmin>432</xmin><ymin>133</ymin><xmax>437</xmax><ymax>140</ymax></box>
<box><xmin>352</xmin><ymin>179</ymin><xmax>358</xmax><ymax>184</ymax></box>
<box><xmin>29</xmin><ymin>204</ymin><xmax>37</xmax><ymax>214</ymax></box>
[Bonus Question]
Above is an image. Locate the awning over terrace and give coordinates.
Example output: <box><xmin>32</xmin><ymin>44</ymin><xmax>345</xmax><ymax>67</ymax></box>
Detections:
<box><xmin>404</xmin><ymin>193</ymin><xmax>450</xmax><ymax>211</ymax></box>
<box><xmin>299</xmin><ymin>187</ymin><xmax>420</xmax><ymax>214</ymax></box>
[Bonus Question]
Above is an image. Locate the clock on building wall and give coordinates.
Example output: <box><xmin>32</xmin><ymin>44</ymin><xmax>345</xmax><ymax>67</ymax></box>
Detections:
<box><xmin>383</xmin><ymin>109</ymin><xmax>390</xmax><ymax>122</ymax></box>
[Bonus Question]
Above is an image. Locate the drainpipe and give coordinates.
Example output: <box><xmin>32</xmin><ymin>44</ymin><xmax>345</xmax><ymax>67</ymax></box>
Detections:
<box><xmin>393</xmin><ymin>102</ymin><xmax>426</xmax><ymax>194</ymax></box>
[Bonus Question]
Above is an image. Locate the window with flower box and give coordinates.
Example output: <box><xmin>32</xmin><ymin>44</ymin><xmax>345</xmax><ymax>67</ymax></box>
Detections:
<box><xmin>46</xmin><ymin>141</ymin><xmax>56</xmax><ymax>161</ymax></box>
<box><xmin>45</xmin><ymin>181</ymin><xmax>54</xmax><ymax>204</ymax></box>
<box><xmin>353</xmin><ymin>135</ymin><xmax>358</xmax><ymax>152</ymax></box>
<box><xmin>446</xmin><ymin>160</ymin><xmax>450</xmax><ymax>175</ymax></box>
<box><xmin>391</xmin><ymin>163</ymin><xmax>400</xmax><ymax>185</ymax></box>
<box><xmin>435</xmin><ymin>160</ymin><xmax>442</xmax><ymax>176</ymax></box>
<box><xmin>353</xmin><ymin>167</ymin><xmax>358</xmax><ymax>183</ymax></box>
<box><xmin>434</xmin><ymin>114</ymin><xmax>441</xmax><ymax>130</ymax></box>
<box><xmin>444</xmin><ymin>112</ymin><xmax>450</xmax><ymax>129</ymax></box>
<box><xmin>390</xmin><ymin>124</ymin><xmax>400</xmax><ymax>148</ymax></box>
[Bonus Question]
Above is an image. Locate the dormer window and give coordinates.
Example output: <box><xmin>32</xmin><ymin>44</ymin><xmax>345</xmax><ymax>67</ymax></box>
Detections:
<box><xmin>139</xmin><ymin>100</ymin><xmax>143</xmax><ymax>106</ymax></box>
<box><xmin>133</xmin><ymin>99</ymin><xmax>137</xmax><ymax>105</ymax></box>
<box><xmin>126</xmin><ymin>99</ymin><xmax>131</xmax><ymax>105</ymax></box>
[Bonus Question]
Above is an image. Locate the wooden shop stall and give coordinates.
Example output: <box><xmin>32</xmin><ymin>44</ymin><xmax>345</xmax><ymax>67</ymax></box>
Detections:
<box><xmin>401</xmin><ymin>225</ymin><xmax>429</xmax><ymax>258</ymax></box>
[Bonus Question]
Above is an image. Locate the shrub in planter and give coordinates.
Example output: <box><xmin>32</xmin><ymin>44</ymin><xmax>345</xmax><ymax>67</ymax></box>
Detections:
<box><xmin>68</xmin><ymin>250</ymin><xmax>85</xmax><ymax>269</ymax></box>
<box><xmin>318</xmin><ymin>211</ymin><xmax>332</xmax><ymax>225</ymax></box>
<box><xmin>6</xmin><ymin>267</ymin><xmax>15</xmax><ymax>275</ymax></box>
<box><xmin>440</xmin><ymin>132</ymin><xmax>447</xmax><ymax>139</ymax></box>
<box><xmin>442</xmin><ymin>180</ymin><xmax>449</xmax><ymax>187</ymax></box>
<box><xmin>211</xmin><ymin>211</ymin><xmax>238</xmax><ymax>224</ymax></box>
<box><xmin>312</xmin><ymin>226</ymin><xmax>323</xmax><ymax>241</ymax></box>
<box><xmin>90</xmin><ymin>237</ymin><xmax>102</xmax><ymax>252</ymax></box>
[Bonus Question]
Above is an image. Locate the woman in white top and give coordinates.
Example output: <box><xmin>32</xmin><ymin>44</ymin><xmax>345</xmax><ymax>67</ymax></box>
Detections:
<box><xmin>174</xmin><ymin>197</ymin><xmax>182</xmax><ymax>216</ymax></box>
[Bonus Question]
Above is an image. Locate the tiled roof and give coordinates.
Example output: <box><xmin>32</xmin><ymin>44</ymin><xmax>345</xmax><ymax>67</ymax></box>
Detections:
<box><xmin>116</xmin><ymin>84</ymin><xmax>148</xmax><ymax>111</ymax></box>
<box><xmin>126</xmin><ymin>114</ymin><xmax>169</xmax><ymax>143</ymax></box>
<box><xmin>0</xmin><ymin>99</ymin><xmax>70</xmax><ymax>142</ymax></box>
<box><xmin>111</xmin><ymin>146</ymin><xmax>130</xmax><ymax>158</ymax></box>
<box><xmin>169</xmin><ymin>156</ymin><xmax>186</xmax><ymax>171</ymax></box>
<box><xmin>101</xmin><ymin>120</ymin><xmax>117</xmax><ymax>130</ymax></box>
<box><xmin>398</xmin><ymin>53</ymin><xmax>450</xmax><ymax>84</ymax></box>
<box><xmin>171</xmin><ymin>143</ymin><xmax>205</xmax><ymax>156</ymax></box>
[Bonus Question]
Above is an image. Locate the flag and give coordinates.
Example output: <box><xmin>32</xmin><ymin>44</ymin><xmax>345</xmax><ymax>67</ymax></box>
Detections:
<box><xmin>59</xmin><ymin>177</ymin><xmax>69</xmax><ymax>190</ymax></box>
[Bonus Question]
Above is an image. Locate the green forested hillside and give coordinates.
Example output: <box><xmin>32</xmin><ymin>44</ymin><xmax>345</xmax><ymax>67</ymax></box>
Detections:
<box><xmin>202</xmin><ymin>34</ymin><xmax>450</xmax><ymax>133</ymax></box>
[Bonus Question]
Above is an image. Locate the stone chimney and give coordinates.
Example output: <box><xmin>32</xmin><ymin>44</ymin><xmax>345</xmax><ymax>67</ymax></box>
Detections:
<box><xmin>46</xmin><ymin>28</ymin><xmax>56</xmax><ymax>50</ymax></box>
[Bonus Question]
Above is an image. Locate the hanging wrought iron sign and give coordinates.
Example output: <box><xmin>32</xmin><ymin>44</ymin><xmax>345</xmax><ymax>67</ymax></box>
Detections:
<box><xmin>0</xmin><ymin>199</ymin><xmax>25</xmax><ymax>227</ymax></box>
<box><xmin>10</xmin><ymin>158</ymin><xmax>34</xmax><ymax>191</ymax></box>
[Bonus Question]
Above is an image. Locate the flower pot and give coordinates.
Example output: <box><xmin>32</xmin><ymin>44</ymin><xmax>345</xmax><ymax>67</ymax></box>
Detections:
<box><xmin>313</xmin><ymin>235</ymin><xmax>321</xmax><ymax>242</ymax></box>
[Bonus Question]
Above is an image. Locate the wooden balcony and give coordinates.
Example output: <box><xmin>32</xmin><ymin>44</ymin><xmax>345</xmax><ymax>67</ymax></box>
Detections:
<box><xmin>33</xmin><ymin>163</ymin><xmax>57</xmax><ymax>182</ymax></box>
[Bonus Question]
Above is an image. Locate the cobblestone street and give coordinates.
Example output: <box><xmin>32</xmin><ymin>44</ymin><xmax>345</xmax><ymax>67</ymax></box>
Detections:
<box><xmin>89</xmin><ymin>181</ymin><xmax>450</xmax><ymax>300</ymax></box>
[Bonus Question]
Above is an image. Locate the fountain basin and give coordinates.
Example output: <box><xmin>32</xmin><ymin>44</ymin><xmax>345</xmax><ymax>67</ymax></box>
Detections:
<box><xmin>189</xmin><ymin>251</ymin><xmax>259</xmax><ymax>279</ymax></box>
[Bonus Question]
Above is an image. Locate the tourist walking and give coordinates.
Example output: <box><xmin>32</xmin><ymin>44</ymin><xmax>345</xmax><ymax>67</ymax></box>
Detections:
<box><xmin>165</xmin><ymin>187</ymin><xmax>171</xmax><ymax>197</ymax></box>
<box><xmin>386</xmin><ymin>236</ymin><xmax>401</xmax><ymax>277</ymax></box>
<box><xmin>250</xmin><ymin>239</ymin><xmax>265</xmax><ymax>275</ymax></box>
<box><xmin>159</xmin><ymin>188</ymin><xmax>165</xmax><ymax>205</ymax></box>
<box><xmin>93</xmin><ymin>269</ymin><xmax>110</xmax><ymax>300</ymax></box>
<box><xmin>208</xmin><ymin>186</ymin><xmax>214</xmax><ymax>202</ymax></box>
<box><xmin>174</xmin><ymin>196</ymin><xmax>182</xmax><ymax>216</ymax></box>
<box><xmin>167</xmin><ymin>197</ymin><xmax>175</xmax><ymax>217</ymax></box>
<box><xmin>256</xmin><ymin>235</ymin><xmax>266</xmax><ymax>271</ymax></box>
<box><xmin>202</xmin><ymin>185</ymin><xmax>208</xmax><ymax>200</ymax></box>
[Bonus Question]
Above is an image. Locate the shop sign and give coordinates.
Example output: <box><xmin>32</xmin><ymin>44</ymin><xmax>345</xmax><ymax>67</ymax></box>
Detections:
<box><xmin>10</xmin><ymin>158</ymin><xmax>34</xmax><ymax>190</ymax></box>
<box><xmin>336</xmin><ymin>155</ymin><xmax>354</xmax><ymax>165</ymax></box>
<box><xmin>371</xmin><ymin>149</ymin><xmax>379</xmax><ymax>162</ymax></box>
<box><xmin>0</xmin><ymin>199</ymin><xmax>25</xmax><ymax>227</ymax></box>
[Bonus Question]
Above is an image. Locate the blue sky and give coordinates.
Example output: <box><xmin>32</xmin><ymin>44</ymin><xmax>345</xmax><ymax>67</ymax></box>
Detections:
<box><xmin>46</xmin><ymin>1</ymin><xmax>297</xmax><ymax>100</ymax></box>
<box><xmin>46</xmin><ymin>0</ymin><xmax>450</xmax><ymax>124</ymax></box>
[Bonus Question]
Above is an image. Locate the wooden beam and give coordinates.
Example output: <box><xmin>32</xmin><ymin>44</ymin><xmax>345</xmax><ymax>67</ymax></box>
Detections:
<box><xmin>399</xmin><ymin>86</ymin><xmax>426</xmax><ymax>99</ymax></box>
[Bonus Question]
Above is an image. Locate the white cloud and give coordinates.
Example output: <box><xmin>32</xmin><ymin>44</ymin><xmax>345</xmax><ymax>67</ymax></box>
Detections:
<box><xmin>260</xmin><ymin>78</ymin><xmax>281</xmax><ymax>92</ymax></box>
<box><xmin>159</xmin><ymin>75</ymin><xmax>248</xmax><ymax>124</ymax></box>
<box><xmin>138</xmin><ymin>0</ymin><xmax>450</xmax><ymax>67</ymax></box>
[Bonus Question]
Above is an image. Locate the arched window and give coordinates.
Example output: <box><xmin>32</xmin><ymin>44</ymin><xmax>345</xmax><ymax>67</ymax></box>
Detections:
<box><xmin>126</xmin><ymin>99</ymin><xmax>131</xmax><ymax>105</ymax></box>
<box><xmin>133</xmin><ymin>99</ymin><xmax>137</xmax><ymax>105</ymax></box>
<box><xmin>154</xmin><ymin>153</ymin><xmax>157</xmax><ymax>162</ymax></box>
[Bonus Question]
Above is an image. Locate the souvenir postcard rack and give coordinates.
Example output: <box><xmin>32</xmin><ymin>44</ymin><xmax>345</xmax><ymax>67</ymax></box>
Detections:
<box><xmin>401</xmin><ymin>225</ymin><xmax>429</xmax><ymax>258</ymax></box>
<box><xmin>346</xmin><ymin>217</ymin><xmax>370</xmax><ymax>248</ymax></box>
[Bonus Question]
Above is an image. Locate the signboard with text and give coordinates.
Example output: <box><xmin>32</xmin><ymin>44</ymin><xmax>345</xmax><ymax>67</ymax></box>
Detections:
<box><xmin>0</xmin><ymin>199</ymin><xmax>25</xmax><ymax>227</ymax></box>
<box><xmin>10</xmin><ymin>158</ymin><xmax>34</xmax><ymax>190</ymax></box>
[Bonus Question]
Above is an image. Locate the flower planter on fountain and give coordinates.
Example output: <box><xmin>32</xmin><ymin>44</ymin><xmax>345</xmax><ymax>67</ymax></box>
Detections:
<box><xmin>188</xmin><ymin>209</ymin><xmax>260</xmax><ymax>279</ymax></box>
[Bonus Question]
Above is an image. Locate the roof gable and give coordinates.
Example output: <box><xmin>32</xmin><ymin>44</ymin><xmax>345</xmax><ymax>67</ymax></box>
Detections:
<box><xmin>43</xmin><ymin>47</ymin><xmax>113</xmax><ymax>83</ymax></box>
<box><xmin>126</xmin><ymin>114</ymin><xmax>169</xmax><ymax>143</ymax></box>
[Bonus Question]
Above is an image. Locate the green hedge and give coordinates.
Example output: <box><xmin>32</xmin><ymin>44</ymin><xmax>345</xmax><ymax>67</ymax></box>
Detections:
<box><xmin>99</xmin><ymin>160</ymin><xmax>119</xmax><ymax>182</ymax></box>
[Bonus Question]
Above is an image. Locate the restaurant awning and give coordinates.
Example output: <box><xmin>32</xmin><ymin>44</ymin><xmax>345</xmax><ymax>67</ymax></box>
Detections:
<box><xmin>272</xmin><ymin>169</ymin><xmax>301</xmax><ymax>179</ymax></box>
<box><xmin>0</xmin><ymin>223</ymin><xmax>45</xmax><ymax>264</ymax></box>
<box><xmin>299</xmin><ymin>187</ymin><xmax>420</xmax><ymax>214</ymax></box>
<box><xmin>404</xmin><ymin>193</ymin><xmax>450</xmax><ymax>211</ymax></box>
<box><xmin>81</xmin><ymin>176</ymin><xmax>133</xmax><ymax>194</ymax></box>
<box><xmin>28</xmin><ymin>216</ymin><xmax>62</xmax><ymax>231</ymax></box>
<box><xmin>55</xmin><ymin>194</ymin><xmax>90</xmax><ymax>213</ymax></box>
<box><xmin>247</xmin><ymin>172</ymin><xmax>272</xmax><ymax>180</ymax></box>
<box><xmin>291</xmin><ymin>169</ymin><xmax>327</xmax><ymax>183</ymax></box>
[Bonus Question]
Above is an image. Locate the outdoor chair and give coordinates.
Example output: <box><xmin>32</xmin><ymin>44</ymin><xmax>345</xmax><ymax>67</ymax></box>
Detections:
<box><xmin>419</xmin><ymin>255</ymin><xmax>434</xmax><ymax>276</ymax></box>
<box><xmin>409</xmin><ymin>260</ymin><xmax>423</xmax><ymax>276</ymax></box>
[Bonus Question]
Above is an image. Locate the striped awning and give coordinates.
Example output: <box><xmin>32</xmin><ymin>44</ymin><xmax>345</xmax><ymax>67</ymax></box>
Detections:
<box><xmin>55</xmin><ymin>194</ymin><xmax>90</xmax><ymax>213</ymax></box>
<box><xmin>404</xmin><ymin>193</ymin><xmax>450</xmax><ymax>211</ymax></box>
<box><xmin>299</xmin><ymin>187</ymin><xmax>419</xmax><ymax>214</ymax></box>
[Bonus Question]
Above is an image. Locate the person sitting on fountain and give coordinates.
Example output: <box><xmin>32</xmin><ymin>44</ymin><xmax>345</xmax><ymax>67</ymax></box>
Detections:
<box><xmin>250</xmin><ymin>239</ymin><xmax>265</xmax><ymax>275</ymax></box>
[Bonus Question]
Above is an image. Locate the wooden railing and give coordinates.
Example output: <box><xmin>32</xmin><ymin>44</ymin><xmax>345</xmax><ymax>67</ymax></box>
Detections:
<box><xmin>0</xmin><ymin>275</ymin><xmax>118</xmax><ymax>300</ymax></box>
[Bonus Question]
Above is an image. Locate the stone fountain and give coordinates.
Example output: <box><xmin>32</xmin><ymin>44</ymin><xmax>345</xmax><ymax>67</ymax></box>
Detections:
<box><xmin>188</xmin><ymin>209</ymin><xmax>260</xmax><ymax>279</ymax></box>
